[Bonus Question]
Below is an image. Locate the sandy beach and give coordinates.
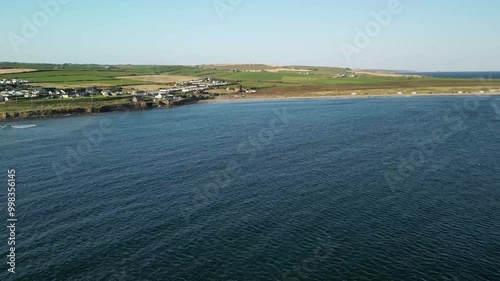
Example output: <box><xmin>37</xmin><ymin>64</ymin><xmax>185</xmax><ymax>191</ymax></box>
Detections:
<box><xmin>199</xmin><ymin>92</ymin><xmax>500</xmax><ymax>104</ymax></box>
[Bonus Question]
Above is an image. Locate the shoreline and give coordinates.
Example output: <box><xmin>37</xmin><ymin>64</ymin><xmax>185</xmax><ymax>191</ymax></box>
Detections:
<box><xmin>2</xmin><ymin>92</ymin><xmax>499</xmax><ymax>123</ymax></box>
<box><xmin>0</xmin><ymin>96</ymin><xmax>204</xmax><ymax>122</ymax></box>
<box><xmin>200</xmin><ymin>92</ymin><xmax>500</xmax><ymax>103</ymax></box>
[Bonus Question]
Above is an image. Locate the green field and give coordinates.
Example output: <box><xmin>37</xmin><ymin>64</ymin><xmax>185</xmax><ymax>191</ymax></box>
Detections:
<box><xmin>1</xmin><ymin>62</ymin><xmax>500</xmax><ymax>118</ymax></box>
<box><xmin>1</xmin><ymin>62</ymin><xmax>500</xmax><ymax>94</ymax></box>
<box><xmin>0</xmin><ymin>70</ymin><xmax>146</xmax><ymax>86</ymax></box>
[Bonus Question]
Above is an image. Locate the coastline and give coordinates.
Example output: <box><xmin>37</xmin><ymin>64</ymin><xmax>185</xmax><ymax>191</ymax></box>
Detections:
<box><xmin>200</xmin><ymin>92</ymin><xmax>500</xmax><ymax>104</ymax></box>
<box><xmin>0</xmin><ymin>96</ymin><xmax>205</xmax><ymax>122</ymax></box>
<box><xmin>2</xmin><ymin>92</ymin><xmax>499</xmax><ymax>122</ymax></box>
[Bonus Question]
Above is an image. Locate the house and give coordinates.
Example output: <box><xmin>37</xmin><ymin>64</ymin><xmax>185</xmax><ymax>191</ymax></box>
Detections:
<box><xmin>85</xmin><ymin>87</ymin><xmax>101</xmax><ymax>95</ymax></box>
<box><xmin>56</xmin><ymin>90</ymin><xmax>67</xmax><ymax>98</ymax></box>
<box><xmin>38</xmin><ymin>87</ymin><xmax>57</xmax><ymax>96</ymax></box>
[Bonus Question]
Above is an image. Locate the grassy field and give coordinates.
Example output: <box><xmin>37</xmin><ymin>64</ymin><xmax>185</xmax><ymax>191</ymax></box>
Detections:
<box><xmin>117</xmin><ymin>74</ymin><xmax>199</xmax><ymax>84</ymax></box>
<box><xmin>1</xmin><ymin>62</ymin><xmax>500</xmax><ymax>118</ymax></box>
<box><xmin>202</xmin><ymin>64</ymin><xmax>270</xmax><ymax>71</ymax></box>
<box><xmin>2</xmin><ymin>62</ymin><xmax>500</xmax><ymax>96</ymax></box>
<box><xmin>0</xmin><ymin>69</ymin><xmax>38</xmax><ymax>75</ymax></box>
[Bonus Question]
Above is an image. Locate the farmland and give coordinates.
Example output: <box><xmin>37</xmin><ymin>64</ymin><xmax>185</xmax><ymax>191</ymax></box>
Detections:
<box><xmin>2</xmin><ymin>62</ymin><xmax>500</xmax><ymax>96</ymax></box>
<box><xmin>2</xmin><ymin>62</ymin><xmax>500</xmax><ymax>120</ymax></box>
<box><xmin>0</xmin><ymin>68</ymin><xmax>38</xmax><ymax>75</ymax></box>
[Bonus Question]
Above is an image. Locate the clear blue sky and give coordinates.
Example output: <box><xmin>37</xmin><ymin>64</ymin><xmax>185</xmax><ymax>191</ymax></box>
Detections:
<box><xmin>1</xmin><ymin>0</ymin><xmax>500</xmax><ymax>71</ymax></box>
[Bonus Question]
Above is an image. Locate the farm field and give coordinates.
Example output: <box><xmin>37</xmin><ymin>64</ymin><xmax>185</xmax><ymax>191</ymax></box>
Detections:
<box><xmin>2</xmin><ymin>62</ymin><xmax>500</xmax><ymax>94</ymax></box>
<box><xmin>117</xmin><ymin>74</ymin><xmax>199</xmax><ymax>84</ymax></box>
<box><xmin>0</xmin><ymin>68</ymin><xmax>38</xmax><ymax>75</ymax></box>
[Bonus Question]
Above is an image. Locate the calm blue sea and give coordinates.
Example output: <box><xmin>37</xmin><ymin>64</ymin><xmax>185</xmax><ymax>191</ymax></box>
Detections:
<box><xmin>1</xmin><ymin>96</ymin><xmax>500</xmax><ymax>280</ymax></box>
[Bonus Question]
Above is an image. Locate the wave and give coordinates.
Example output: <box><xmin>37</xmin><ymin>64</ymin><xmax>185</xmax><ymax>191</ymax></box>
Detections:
<box><xmin>1</xmin><ymin>124</ymin><xmax>37</xmax><ymax>129</ymax></box>
<box><xmin>13</xmin><ymin>124</ymin><xmax>37</xmax><ymax>129</ymax></box>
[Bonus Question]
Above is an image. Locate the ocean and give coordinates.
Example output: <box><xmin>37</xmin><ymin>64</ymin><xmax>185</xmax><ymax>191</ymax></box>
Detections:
<box><xmin>1</xmin><ymin>96</ymin><xmax>500</xmax><ymax>280</ymax></box>
<box><xmin>400</xmin><ymin>71</ymin><xmax>500</xmax><ymax>79</ymax></box>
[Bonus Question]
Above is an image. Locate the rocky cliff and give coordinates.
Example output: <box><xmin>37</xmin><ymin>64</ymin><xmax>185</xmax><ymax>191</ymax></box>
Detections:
<box><xmin>0</xmin><ymin>102</ymin><xmax>151</xmax><ymax>121</ymax></box>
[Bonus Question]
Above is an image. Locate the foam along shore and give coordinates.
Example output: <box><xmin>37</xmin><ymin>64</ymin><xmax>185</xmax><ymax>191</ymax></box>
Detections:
<box><xmin>0</xmin><ymin>124</ymin><xmax>37</xmax><ymax>129</ymax></box>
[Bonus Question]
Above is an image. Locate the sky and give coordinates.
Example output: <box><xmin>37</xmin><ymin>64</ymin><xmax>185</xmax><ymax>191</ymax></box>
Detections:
<box><xmin>1</xmin><ymin>0</ymin><xmax>500</xmax><ymax>71</ymax></box>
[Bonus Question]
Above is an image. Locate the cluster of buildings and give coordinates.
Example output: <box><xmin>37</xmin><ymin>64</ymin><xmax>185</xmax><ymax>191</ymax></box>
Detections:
<box><xmin>171</xmin><ymin>78</ymin><xmax>228</xmax><ymax>92</ymax></box>
<box><xmin>333</xmin><ymin>73</ymin><xmax>357</xmax><ymax>78</ymax></box>
<box><xmin>132</xmin><ymin>78</ymin><xmax>228</xmax><ymax>100</ymax></box>
<box><xmin>0</xmin><ymin>87</ymin><xmax>95</xmax><ymax>101</ymax></box>
<box><xmin>227</xmin><ymin>69</ymin><xmax>263</xmax><ymax>73</ymax></box>
<box><xmin>0</xmin><ymin>77</ymin><xmax>229</xmax><ymax>103</ymax></box>
<box><xmin>0</xmin><ymin>79</ymin><xmax>30</xmax><ymax>85</ymax></box>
